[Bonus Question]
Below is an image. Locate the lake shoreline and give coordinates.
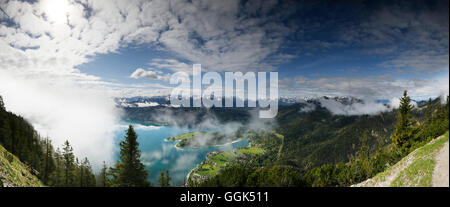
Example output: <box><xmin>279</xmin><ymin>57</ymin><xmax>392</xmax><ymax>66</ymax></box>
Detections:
<box><xmin>115</xmin><ymin>123</ymin><xmax>249</xmax><ymax>186</ymax></box>
<box><xmin>184</xmin><ymin>138</ymin><xmax>251</xmax><ymax>186</ymax></box>
<box><xmin>165</xmin><ymin>137</ymin><xmax>245</xmax><ymax>149</ymax></box>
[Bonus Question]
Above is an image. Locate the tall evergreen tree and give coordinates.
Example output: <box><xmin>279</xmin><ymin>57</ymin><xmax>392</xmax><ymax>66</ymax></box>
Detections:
<box><xmin>112</xmin><ymin>125</ymin><xmax>150</xmax><ymax>187</ymax></box>
<box><xmin>76</xmin><ymin>158</ymin><xmax>83</xmax><ymax>186</ymax></box>
<box><xmin>49</xmin><ymin>147</ymin><xmax>64</xmax><ymax>186</ymax></box>
<box><xmin>391</xmin><ymin>91</ymin><xmax>416</xmax><ymax>151</ymax></box>
<box><xmin>158</xmin><ymin>171</ymin><xmax>166</xmax><ymax>187</ymax></box>
<box><xmin>0</xmin><ymin>95</ymin><xmax>4</xmax><ymax>111</ymax></box>
<box><xmin>0</xmin><ymin>96</ymin><xmax>11</xmax><ymax>148</ymax></box>
<box><xmin>62</xmin><ymin>140</ymin><xmax>75</xmax><ymax>186</ymax></box>
<box><xmin>98</xmin><ymin>161</ymin><xmax>109</xmax><ymax>187</ymax></box>
<box><xmin>81</xmin><ymin>157</ymin><xmax>95</xmax><ymax>187</ymax></box>
<box><xmin>158</xmin><ymin>170</ymin><xmax>171</xmax><ymax>187</ymax></box>
<box><xmin>165</xmin><ymin>170</ymin><xmax>171</xmax><ymax>187</ymax></box>
<box><xmin>42</xmin><ymin>137</ymin><xmax>55</xmax><ymax>185</ymax></box>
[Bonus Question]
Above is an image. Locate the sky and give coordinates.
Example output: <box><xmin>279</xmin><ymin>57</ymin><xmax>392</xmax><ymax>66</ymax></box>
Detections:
<box><xmin>1</xmin><ymin>0</ymin><xmax>448</xmax><ymax>99</ymax></box>
<box><xmin>0</xmin><ymin>0</ymin><xmax>448</xmax><ymax>167</ymax></box>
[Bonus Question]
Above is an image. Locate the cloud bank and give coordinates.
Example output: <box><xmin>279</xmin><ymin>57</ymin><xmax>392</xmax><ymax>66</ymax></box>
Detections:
<box><xmin>0</xmin><ymin>71</ymin><xmax>122</xmax><ymax>170</ymax></box>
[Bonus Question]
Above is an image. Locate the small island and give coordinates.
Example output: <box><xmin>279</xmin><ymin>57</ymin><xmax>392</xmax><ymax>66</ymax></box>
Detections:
<box><xmin>165</xmin><ymin>131</ymin><xmax>243</xmax><ymax>148</ymax></box>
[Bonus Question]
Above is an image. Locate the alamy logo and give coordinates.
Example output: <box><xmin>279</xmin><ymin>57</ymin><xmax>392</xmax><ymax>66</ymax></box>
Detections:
<box><xmin>169</xmin><ymin>64</ymin><xmax>278</xmax><ymax>118</ymax></box>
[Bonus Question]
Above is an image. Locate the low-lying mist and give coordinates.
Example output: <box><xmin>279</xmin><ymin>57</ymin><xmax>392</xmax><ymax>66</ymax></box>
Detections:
<box><xmin>155</xmin><ymin>107</ymin><xmax>276</xmax><ymax>148</ymax></box>
<box><xmin>0</xmin><ymin>71</ymin><xmax>122</xmax><ymax>170</ymax></box>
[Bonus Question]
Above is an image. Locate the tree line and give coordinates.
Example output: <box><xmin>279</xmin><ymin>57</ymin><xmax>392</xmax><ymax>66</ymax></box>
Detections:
<box><xmin>193</xmin><ymin>91</ymin><xmax>449</xmax><ymax>187</ymax></box>
<box><xmin>2</xmin><ymin>95</ymin><xmax>173</xmax><ymax>187</ymax></box>
<box><xmin>1</xmin><ymin>95</ymin><xmax>96</xmax><ymax>186</ymax></box>
<box><xmin>302</xmin><ymin>91</ymin><xmax>449</xmax><ymax>186</ymax></box>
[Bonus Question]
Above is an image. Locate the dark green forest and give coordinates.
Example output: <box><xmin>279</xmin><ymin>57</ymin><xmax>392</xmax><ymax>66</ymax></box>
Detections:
<box><xmin>195</xmin><ymin>92</ymin><xmax>449</xmax><ymax>187</ymax></box>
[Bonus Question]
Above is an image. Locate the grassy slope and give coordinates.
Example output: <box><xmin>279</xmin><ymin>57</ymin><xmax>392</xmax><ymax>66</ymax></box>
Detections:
<box><xmin>0</xmin><ymin>144</ymin><xmax>44</xmax><ymax>187</ymax></box>
<box><xmin>355</xmin><ymin>131</ymin><xmax>449</xmax><ymax>187</ymax></box>
<box><xmin>189</xmin><ymin>147</ymin><xmax>264</xmax><ymax>178</ymax></box>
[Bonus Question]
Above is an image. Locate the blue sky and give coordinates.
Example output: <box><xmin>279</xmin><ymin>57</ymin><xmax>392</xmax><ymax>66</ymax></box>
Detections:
<box><xmin>53</xmin><ymin>0</ymin><xmax>448</xmax><ymax>100</ymax></box>
<box><xmin>1</xmin><ymin>0</ymin><xmax>449</xmax><ymax>100</ymax></box>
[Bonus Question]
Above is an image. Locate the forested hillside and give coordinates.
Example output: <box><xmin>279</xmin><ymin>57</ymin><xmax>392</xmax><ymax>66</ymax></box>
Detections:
<box><xmin>195</xmin><ymin>92</ymin><xmax>449</xmax><ymax>187</ymax></box>
<box><xmin>1</xmin><ymin>95</ymin><xmax>159</xmax><ymax>187</ymax></box>
<box><xmin>0</xmin><ymin>95</ymin><xmax>96</xmax><ymax>187</ymax></box>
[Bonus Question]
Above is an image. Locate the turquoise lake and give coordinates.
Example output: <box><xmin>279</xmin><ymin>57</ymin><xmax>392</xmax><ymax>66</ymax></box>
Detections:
<box><xmin>113</xmin><ymin>124</ymin><xmax>249</xmax><ymax>186</ymax></box>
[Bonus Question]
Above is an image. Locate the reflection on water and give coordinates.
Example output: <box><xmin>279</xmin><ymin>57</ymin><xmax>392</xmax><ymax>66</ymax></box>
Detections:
<box><xmin>113</xmin><ymin>124</ymin><xmax>249</xmax><ymax>186</ymax></box>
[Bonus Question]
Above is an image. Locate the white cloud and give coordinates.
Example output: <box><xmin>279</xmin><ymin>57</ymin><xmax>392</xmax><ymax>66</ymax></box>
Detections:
<box><xmin>388</xmin><ymin>97</ymin><xmax>418</xmax><ymax>109</ymax></box>
<box><xmin>0</xmin><ymin>70</ymin><xmax>122</xmax><ymax>170</ymax></box>
<box><xmin>149</xmin><ymin>59</ymin><xmax>193</xmax><ymax>74</ymax></box>
<box><xmin>281</xmin><ymin>72</ymin><xmax>449</xmax><ymax>101</ymax></box>
<box><xmin>318</xmin><ymin>98</ymin><xmax>390</xmax><ymax>115</ymax></box>
<box><xmin>130</xmin><ymin>68</ymin><xmax>170</xmax><ymax>81</ymax></box>
<box><xmin>299</xmin><ymin>103</ymin><xmax>316</xmax><ymax>113</ymax></box>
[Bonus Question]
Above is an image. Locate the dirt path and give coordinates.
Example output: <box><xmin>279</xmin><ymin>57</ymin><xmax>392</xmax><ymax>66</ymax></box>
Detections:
<box><xmin>432</xmin><ymin>141</ymin><xmax>449</xmax><ymax>187</ymax></box>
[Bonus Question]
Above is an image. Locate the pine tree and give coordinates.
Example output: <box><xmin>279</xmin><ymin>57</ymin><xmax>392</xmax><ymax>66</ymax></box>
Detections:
<box><xmin>62</xmin><ymin>140</ymin><xmax>75</xmax><ymax>186</ymax></box>
<box><xmin>425</xmin><ymin>98</ymin><xmax>433</xmax><ymax>124</ymax></box>
<box><xmin>0</xmin><ymin>97</ymin><xmax>11</xmax><ymax>147</ymax></box>
<box><xmin>391</xmin><ymin>91</ymin><xmax>416</xmax><ymax>151</ymax></box>
<box><xmin>42</xmin><ymin>137</ymin><xmax>55</xmax><ymax>185</ymax></box>
<box><xmin>76</xmin><ymin>158</ymin><xmax>83</xmax><ymax>187</ymax></box>
<box><xmin>165</xmin><ymin>170</ymin><xmax>171</xmax><ymax>187</ymax></box>
<box><xmin>158</xmin><ymin>170</ymin><xmax>172</xmax><ymax>187</ymax></box>
<box><xmin>50</xmin><ymin>147</ymin><xmax>64</xmax><ymax>186</ymax></box>
<box><xmin>0</xmin><ymin>95</ymin><xmax>4</xmax><ymax>111</ymax></box>
<box><xmin>357</xmin><ymin>131</ymin><xmax>371</xmax><ymax>177</ymax></box>
<box><xmin>158</xmin><ymin>170</ymin><xmax>166</xmax><ymax>187</ymax></box>
<box><xmin>99</xmin><ymin>161</ymin><xmax>109</xmax><ymax>187</ymax></box>
<box><xmin>113</xmin><ymin>125</ymin><xmax>150</xmax><ymax>187</ymax></box>
<box><xmin>81</xmin><ymin>157</ymin><xmax>94</xmax><ymax>187</ymax></box>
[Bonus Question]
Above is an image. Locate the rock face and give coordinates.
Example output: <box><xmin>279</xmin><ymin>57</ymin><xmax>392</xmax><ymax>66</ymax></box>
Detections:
<box><xmin>0</xmin><ymin>144</ymin><xmax>44</xmax><ymax>187</ymax></box>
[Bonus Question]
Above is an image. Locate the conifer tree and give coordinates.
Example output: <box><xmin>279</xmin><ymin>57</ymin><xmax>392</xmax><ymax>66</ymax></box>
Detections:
<box><xmin>158</xmin><ymin>170</ymin><xmax>166</xmax><ymax>187</ymax></box>
<box><xmin>0</xmin><ymin>95</ymin><xmax>4</xmax><ymax>111</ymax></box>
<box><xmin>391</xmin><ymin>91</ymin><xmax>416</xmax><ymax>151</ymax></box>
<box><xmin>158</xmin><ymin>170</ymin><xmax>172</xmax><ymax>187</ymax></box>
<box><xmin>82</xmin><ymin>157</ymin><xmax>95</xmax><ymax>187</ymax></box>
<box><xmin>50</xmin><ymin>147</ymin><xmax>64</xmax><ymax>186</ymax></box>
<box><xmin>165</xmin><ymin>170</ymin><xmax>171</xmax><ymax>187</ymax></box>
<box><xmin>62</xmin><ymin>140</ymin><xmax>75</xmax><ymax>186</ymax></box>
<box><xmin>0</xmin><ymin>96</ymin><xmax>11</xmax><ymax>147</ymax></box>
<box><xmin>42</xmin><ymin>137</ymin><xmax>55</xmax><ymax>185</ymax></box>
<box><xmin>76</xmin><ymin>158</ymin><xmax>83</xmax><ymax>187</ymax></box>
<box><xmin>425</xmin><ymin>98</ymin><xmax>433</xmax><ymax>124</ymax></box>
<box><xmin>113</xmin><ymin>125</ymin><xmax>150</xmax><ymax>187</ymax></box>
<box><xmin>99</xmin><ymin>161</ymin><xmax>109</xmax><ymax>187</ymax></box>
